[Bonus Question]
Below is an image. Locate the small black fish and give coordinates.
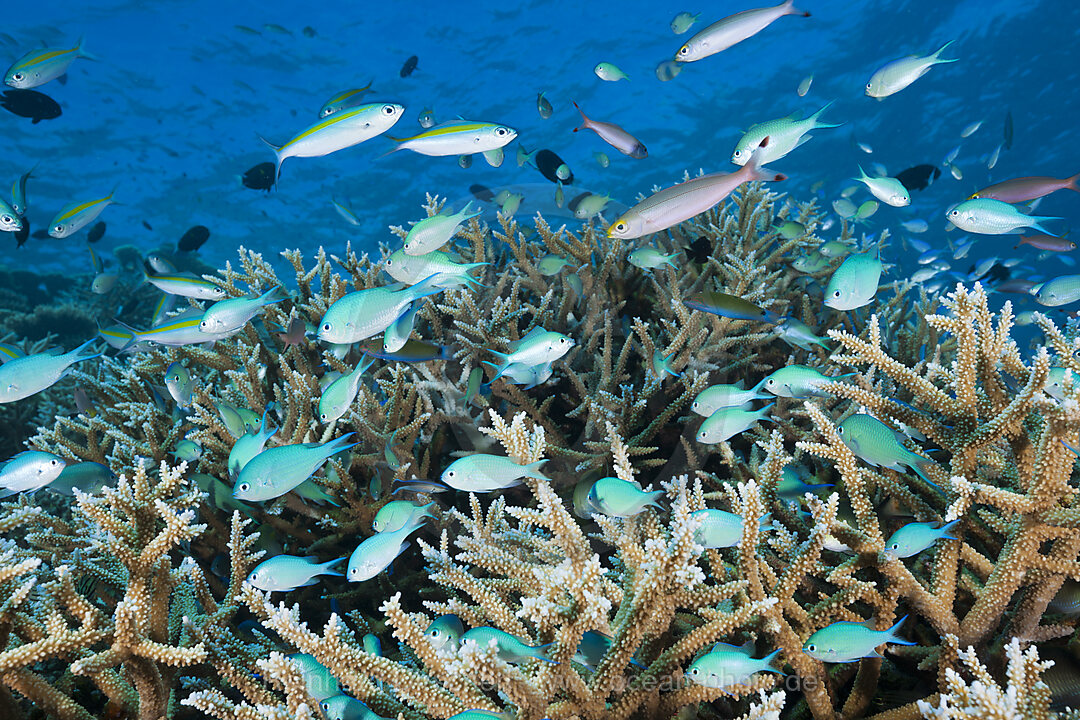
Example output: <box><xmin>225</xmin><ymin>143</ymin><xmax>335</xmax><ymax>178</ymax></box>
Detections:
<box><xmin>0</xmin><ymin>89</ymin><xmax>61</xmax><ymax>123</ymax></box>
<box><xmin>242</xmin><ymin>162</ymin><xmax>276</xmax><ymax>191</ymax></box>
<box><xmin>87</xmin><ymin>221</ymin><xmax>106</xmax><ymax>244</ymax></box>
<box><xmin>688</xmin><ymin>236</ymin><xmax>711</xmax><ymax>264</ymax></box>
<box><xmin>178</xmin><ymin>225</ymin><xmax>210</xmax><ymax>252</ymax></box>
<box><xmin>302</xmin><ymin>26</ymin><xmax>317</xmax><ymax>38</ymax></box>
<box><xmin>469</xmin><ymin>184</ymin><xmax>495</xmax><ymax>202</ymax></box>
<box><xmin>13</xmin><ymin>220</ymin><xmax>29</xmax><ymax>248</ymax></box>
<box><xmin>142</xmin><ymin>220</ymin><xmax>153</xmax><ymax>231</ymax></box>
<box><xmin>400</xmin><ymin>55</ymin><xmax>418</xmax><ymax>78</ymax></box>
<box><xmin>895</xmin><ymin>164</ymin><xmax>941</xmax><ymax>193</ymax></box>
<box><xmin>534</xmin><ymin>149</ymin><xmax>573</xmax><ymax>185</ymax></box>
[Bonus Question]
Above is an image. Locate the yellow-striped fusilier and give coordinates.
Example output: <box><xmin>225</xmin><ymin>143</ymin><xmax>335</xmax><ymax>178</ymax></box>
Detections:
<box><xmin>4</xmin><ymin>37</ymin><xmax>95</xmax><ymax>89</ymax></box>
<box><xmin>144</xmin><ymin>272</ymin><xmax>225</xmax><ymax>300</ymax></box>
<box><xmin>607</xmin><ymin>137</ymin><xmax>785</xmax><ymax>240</ymax></box>
<box><xmin>384</xmin><ymin>120</ymin><xmax>517</xmax><ymax>157</ymax></box>
<box><xmin>48</xmin><ymin>189</ymin><xmax>117</xmax><ymax>238</ymax></box>
<box><xmin>260</xmin><ymin>102</ymin><xmax>405</xmax><ymax>179</ymax></box>
<box><xmin>0</xmin><ymin>197</ymin><xmax>21</xmax><ymax>233</ymax></box>
<box><xmin>318</xmin><ymin>82</ymin><xmax>374</xmax><ymax>118</ymax></box>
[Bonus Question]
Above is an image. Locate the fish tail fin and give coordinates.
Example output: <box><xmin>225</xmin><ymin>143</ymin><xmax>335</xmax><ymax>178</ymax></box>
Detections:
<box><xmin>907</xmin><ymin>456</ymin><xmax>940</xmax><ymax>489</ymax></box>
<box><xmin>69</xmin><ymin>339</ymin><xmax>100</xmax><ymax>359</ymax></box>
<box><xmin>745</xmin><ymin>136</ymin><xmax>787</xmax><ymax>183</ymax></box>
<box><xmin>481</xmin><ymin>359</ymin><xmax>506</xmax><ymax>381</ymax></box>
<box><xmin>809</xmin><ymin>101</ymin><xmax>841</xmax><ymax>129</ymax></box>
<box><xmin>782</xmin><ymin>0</ymin><xmax>811</xmax><ymax>16</ymax></box>
<box><xmin>325</xmin><ymin>432</ymin><xmax>358</xmax><ymax>457</ymax></box>
<box><xmin>321</xmin><ymin>557</ymin><xmax>346</xmax><ymax>576</ymax></box>
<box><xmin>571</xmin><ymin>100</ymin><xmax>588</xmax><ymax>131</ymax></box>
<box><xmin>1030</xmin><ymin>217</ymin><xmax>1064</xmax><ymax>236</ymax></box>
<box><xmin>524</xmin><ymin>459</ymin><xmax>550</xmax><ymax>481</ymax></box>
<box><xmin>409</xmin><ymin>273</ymin><xmax>450</xmax><ymax>300</ymax></box>
<box><xmin>762</xmin><ymin>648</ymin><xmax>787</xmax><ymax>673</ymax></box>
<box><xmin>885</xmin><ymin>615</ymin><xmax>917</xmax><ymax>645</ymax></box>
<box><xmin>940</xmin><ymin>518</ymin><xmax>961</xmax><ymax>540</ymax></box>
<box><xmin>533</xmin><ymin>642</ymin><xmax>559</xmax><ymax>663</ymax></box>
<box><xmin>932</xmin><ymin>40</ymin><xmax>958</xmax><ymax>63</ymax></box>
<box><xmin>75</xmin><ymin>37</ymin><xmax>101</xmax><ymax>61</ymax></box>
<box><xmin>1066</xmin><ymin>172</ymin><xmax>1080</xmax><ymax>193</ymax></box>
<box><xmin>758</xmin><ymin>402</ymin><xmax>777</xmax><ymax>422</ymax></box>
<box><xmin>257</xmin><ymin>135</ymin><xmax>284</xmax><ymax>180</ymax></box>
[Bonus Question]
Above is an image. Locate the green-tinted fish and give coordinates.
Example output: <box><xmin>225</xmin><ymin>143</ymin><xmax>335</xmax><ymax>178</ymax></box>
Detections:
<box><xmin>948</xmin><ymin>198</ymin><xmax>1060</xmax><ymax>236</ymax></box>
<box><xmin>464</xmin><ymin>366</ymin><xmax>483</xmax><ymax>405</ymax></box>
<box><xmin>684</xmin><ymin>291</ymin><xmax>780</xmax><ymax>323</ymax></box>
<box><xmin>245</xmin><ymin>554</ymin><xmax>343</xmax><ymax>592</ymax></box>
<box><xmin>487</xmin><ymin>327</ymin><xmax>573</xmax><ymax>380</ymax></box>
<box><xmin>261</xmin><ymin>103</ymin><xmax>405</xmax><ymax>178</ymax></box>
<box><xmin>200</xmin><ymin>287</ymin><xmax>283</xmax><ymax>334</ymax></box>
<box><xmin>774</xmin><ymin>220</ymin><xmax>805</xmax><ymax>239</ymax></box>
<box><xmin>383</xmin><ymin>302</ymin><xmax>419</xmax><ymax>353</ymax></box>
<box><xmin>319</xmin><ymin>82</ymin><xmax>375</xmax><ymax>119</ymax></box>
<box><xmin>817</xmin><ymin>240</ymin><xmax>852</xmax><ymax>258</ymax></box>
<box><xmin>686</xmin><ymin>643</ymin><xmax>783</xmax><ymax>688</ymax></box>
<box><xmin>586</xmin><ymin>476</ymin><xmax>664</xmax><ymax>517</ymax></box>
<box><xmin>594</xmin><ymin>151</ymin><xmax>610</xmax><ymax>168</ymax></box>
<box><xmin>651</xmin><ymin>349</ymin><xmax>681</xmax><ymax>379</ymax></box>
<box><xmin>792</xmin><ymin>251</ymin><xmax>832</xmax><ymax>273</ymax></box>
<box><xmin>854</xmin><ymin>165</ymin><xmax>910</xmax><ymax>207</ymax></box>
<box><xmin>460</xmin><ymin>627</ymin><xmax>555</xmax><ymax>664</ymax></box>
<box><xmin>289</xmin><ymin>654</ymin><xmax>340</xmax><ymax>701</ymax></box>
<box><xmin>228</xmin><ymin>408</ymin><xmax>278</xmax><ymax>479</ymax></box>
<box><xmin>773</xmin><ymin>317</ymin><xmax>830</xmax><ymax>351</ymax></box>
<box><xmin>164</xmin><ymin>362</ymin><xmax>192</xmax><ymax>407</ymax></box>
<box><xmin>536</xmin><ymin>91</ymin><xmax>552</xmax><ymax>119</ymax></box>
<box><xmin>384</xmin><ymin>249</ymin><xmax>487</xmax><ymax>288</ymax></box>
<box><xmin>347</xmin><ymin>517</ymin><xmax>425</xmax><ymax>581</ymax></box>
<box><xmin>670</xmin><ymin>11</ymin><xmax>701</xmax><ymax>34</ymax></box>
<box><xmin>372</xmin><ymin>500</ymin><xmax>435</xmax><ymax>533</ymax></box>
<box><xmin>425</xmin><ymin>614</ymin><xmax>465</xmax><ymax>652</ymax></box>
<box><xmin>319</xmin><ymin>695</ymin><xmax>382</xmax><ymax>720</ymax></box>
<box><xmin>318</xmin><ymin>276</ymin><xmax>445</xmax><ymax>344</ymax></box>
<box><xmin>691</xmin><ymin>508</ymin><xmax>772</xmax><ymax>548</ymax></box>
<box><xmin>697</xmin><ymin>404</ymin><xmax>774</xmax><ymax>444</ymax></box>
<box><xmin>573</xmin><ymin>630</ymin><xmax>646</xmax><ymax>670</ymax></box>
<box><xmin>855</xmin><ymin>200</ymin><xmax>879</xmax><ymax>221</ymax></box>
<box><xmin>385</xmin><ymin>120</ymin><xmax>517</xmax><ymax>157</ymax></box>
<box><xmin>803</xmin><ymin>616</ymin><xmax>915</xmax><ymax>662</ymax></box>
<box><xmin>0</xmin><ymin>340</ymin><xmax>100</xmax><ymax>403</ymax></box>
<box><xmin>594</xmin><ymin>62</ymin><xmax>628</xmax><ymax>82</ymax></box>
<box><xmin>319</xmin><ymin>357</ymin><xmax>375</xmax><ymax>423</ymax></box>
<box><xmin>48</xmin><ymin>461</ymin><xmax>114</xmax><ymax>497</ymax></box>
<box><xmin>691</xmin><ymin>382</ymin><xmax>769</xmax><ymax>416</ymax></box>
<box><xmin>4</xmin><ymin>37</ymin><xmax>94</xmax><ymax>89</ymax></box>
<box><xmin>1033</xmin><ymin>276</ymin><xmax>1080</xmax><ymax>307</ymax></box>
<box><xmin>731</xmin><ymin>102</ymin><xmax>841</xmax><ymax>166</ymax></box>
<box><xmin>884</xmin><ymin>520</ymin><xmax>959</xmax><ymax>559</ymax></box>
<box><xmin>0</xmin><ymin>451</ymin><xmax>66</xmax><ymax>496</ymax></box>
<box><xmin>628</xmin><ymin>247</ymin><xmax>678</xmax><ymax>270</ymax></box>
<box><xmin>537</xmin><ymin>254</ymin><xmax>572</xmax><ymax>276</ymax></box>
<box><xmin>824</xmin><ymin>249</ymin><xmax>881</xmax><ymax>311</ymax></box>
<box><xmin>48</xmin><ymin>189</ymin><xmax>117</xmax><ymax>238</ymax></box>
<box><xmin>762</xmin><ymin>365</ymin><xmax>850</xmax><ymax>397</ymax></box>
<box><xmin>776</xmin><ymin>466</ymin><xmax>832</xmax><ymax>499</ymax></box>
<box><xmin>837</xmin><ymin>414</ymin><xmax>936</xmax><ymax>486</ymax></box>
<box><xmin>573</xmin><ymin>192</ymin><xmax>611</xmax><ymax>219</ymax></box>
<box><xmin>866</xmin><ymin>41</ymin><xmax>957</xmax><ymax>99</ymax></box>
<box><xmin>403</xmin><ymin>201</ymin><xmax>482</xmax><ymax>255</ymax></box>
<box><xmin>233</xmin><ymin>434</ymin><xmax>357</xmax><ymax>502</ymax></box>
<box><xmin>172</xmin><ymin>438</ymin><xmax>202</xmax><ymax>462</ymax></box>
<box><xmin>441</xmin><ymin>454</ymin><xmax>549</xmax><ymax>492</ymax></box>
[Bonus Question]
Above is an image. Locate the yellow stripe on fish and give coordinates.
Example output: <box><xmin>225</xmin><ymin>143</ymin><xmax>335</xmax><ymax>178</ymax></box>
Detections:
<box><xmin>388</xmin><ymin>122</ymin><xmax>496</xmax><ymax>142</ymax></box>
<box><xmin>10</xmin><ymin>47</ymin><xmax>75</xmax><ymax>71</ymax></box>
<box><xmin>56</xmin><ymin>192</ymin><xmax>113</xmax><ymax>222</ymax></box>
<box><xmin>285</xmin><ymin>105</ymin><xmax>379</xmax><ymax>148</ymax></box>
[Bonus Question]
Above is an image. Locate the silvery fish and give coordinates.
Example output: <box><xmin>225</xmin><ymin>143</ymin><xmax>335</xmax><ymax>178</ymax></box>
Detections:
<box><xmin>486</xmin><ymin>327</ymin><xmax>574</xmax><ymax>379</ymax></box>
<box><xmin>172</xmin><ymin>439</ymin><xmax>202</xmax><ymax>462</ymax></box>
<box><xmin>261</xmin><ymin>103</ymin><xmax>405</xmax><ymax>178</ymax></box>
<box><xmin>440</xmin><ymin>454</ymin><xmax>549</xmax><ymax>491</ymax></box>
<box><xmin>164</xmin><ymin>362</ymin><xmax>192</xmax><ymax>407</ymax></box>
<box><xmin>773</xmin><ymin>317</ymin><xmax>830</xmax><ymax>351</ymax></box>
<box><xmin>245</xmin><ymin>555</ymin><xmax>344</xmax><ymax>592</ymax></box>
<box><xmin>762</xmin><ymin>366</ymin><xmax>852</xmax><ymax>397</ymax></box>
<box><xmin>318</xmin><ymin>275</ymin><xmax>445</xmax><ymax>344</ymax></box>
<box><xmin>824</xmin><ymin>249</ymin><xmax>881</xmax><ymax>311</ymax></box>
<box><xmin>319</xmin><ymin>82</ymin><xmax>374</xmax><ymax>118</ymax></box>
<box><xmin>731</xmin><ymin>102</ymin><xmax>841</xmax><ymax>166</ymax></box>
<box><xmin>385</xmin><ymin>120</ymin><xmax>517</xmax><ymax>157</ymax></box>
<box><xmin>346</xmin><ymin>518</ymin><xmax>425</xmax><ymax>581</ymax></box>
<box><xmin>332</xmin><ymin>197</ymin><xmax>362</xmax><ymax>226</ymax></box>
<box><xmin>0</xmin><ymin>197</ymin><xmax>21</xmax><ymax>232</ymax></box>
<box><xmin>884</xmin><ymin>519</ymin><xmax>960</xmax><ymax>559</ymax></box>
<box><xmin>289</xmin><ymin>654</ymin><xmax>340</xmax><ymax>701</ymax></box>
<box><xmin>803</xmin><ymin>616</ymin><xmax>915</xmax><ymax>662</ymax></box>
<box><xmin>228</xmin><ymin>408</ymin><xmax>278</xmax><ymax>479</ymax></box>
<box><xmin>536</xmin><ymin>92</ymin><xmax>552</xmax><ymax>119</ymax></box>
<box><xmin>0</xmin><ymin>340</ymin><xmax>100</xmax><ymax>403</ymax></box>
<box><xmin>866</xmin><ymin>41</ymin><xmax>957</xmax><ymax>98</ymax></box>
<box><xmin>691</xmin><ymin>382</ymin><xmax>769</xmax><ymax>416</ymax></box>
<box><xmin>0</xmin><ymin>451</ymin><xmax>66</xmax><ymax>496</ymax></box>
<box><xmin>947</xmin><ymin>198</ymin><xmax>1060</xmax><ymax>236</ymax></box>
<box><xmin>670</xmin><ymin>11</ymin><xmax>701</xmax><ymax>34</ymax></box>
<box><xmin>200</xmin><ymin>287</ymin><xmax>283</xmax><ymax>334</ymax></box>
<box><xmin>628</xmin><ymin>247</ymin><xmax>678</xmax><ymax>270</ymax></box>
<box><xmin>838</xmin><ymin>414</ymin><xmax>936</xmax><ymax>486</ymax></box>
<box><xmin>118</xmin><ymin>310</ymin><xmax>236</xmax><ymax>348</ymax></box>
<box><xmin>425</xmin><ymin>614</ymin><xmax>465</xmax><ymax>651</ymax></box>
<box><xmin>460</xmin><ymin>627</ymin><xmax>555</xmax><ymax>664</ymax></box>
<box><xmin>1031</xmin><ymin>276</ymin><xmax>1080</xmax><ymax>307</ymax></box>
<box><xmin>854</xmin><ymin>166</ymin><xmax>910</xmax><ymax>207</ymax></box>
<box><xmin>319</xmin><ymin>357</ymin><xmax>375</xmax><ymax>423</ymax></box>
<box><xmin>373</xmin><ymin>500</ymin><xmax>436</xmax><ymax>533</ymax></box>
<box><xmin>686</xmin><ymin>643</ymin><xmax>783</xmax><ymax>688</ymax></box>
<box><xmin>233</xmin><ymin>434</ymin><xmax>356</xmax><ymax>502</ymax></box>
<box><xmin>675</xmin><ymin>0</ymin><xmax>809</xmax><ymax>63</ymax></box>
<box><xmin>4</xmin><ymin>37</ymin><xmax>95</xmax><ymax>89</ymax></box>
<box><xmin>586</xmin><ymin>476</ymin><xmax>664</xmax><ymax>517</ymax></box>
<box><xmin>144</xmin><ymin>272</ymin><xmax>226</xmax><ymax>300</ymax></box>
<box><xmin>609</xmin><ymin>138</ymin><xmax>784</xmax><ymax>240</ymax></box>
<box><xmin>48</xmin><ymin>189</ymin><xmax>117</xmax><ymax>238</ymax></box>
<box><xmin>572</xmin><ymin>101</ymin><xmax>647</xmax><ymax>159</ymax></box>
<box><xmin>403</xmin><ymin>201</ymin><xmax>482</xmax><ymax>255</ymax></box>
<box><xmin>383</xmin><ymin>302</ymin><xmax>419</xmax><ymax>353</ymax></box>
<box><xmin>383</xmin><ymin>249</ymin><xmax>487</xmax><ymax>288</ymax></box>
<box><xmin>697</xmin><ymin>404</ymin><xmax>774</xmax><ymax>444</ymax></box>
<box><xmin>10</xmin><ymin>166</ymin><xmax>33</xmax><ymax>216</ymax></box>
<box><xmin>691</xmin><ymin>509</ymin><xmax>772</xmax><ymax>548</ymax></box>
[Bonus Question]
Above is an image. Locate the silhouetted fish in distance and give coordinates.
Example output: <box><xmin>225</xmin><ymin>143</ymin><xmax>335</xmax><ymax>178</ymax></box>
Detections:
<box><xmin>0</xmin><ymin>89</ymin><xmax>61</xmax><ymax>123</ymax></box>
<box><xmin>400</xmin><ymin>55</ymin><xmax>419</xmax><ymax>78</ymax></box>
<box><xmin>895</xmin><ymin>165</ymin><xmax>941</xmax><ymax>192</ymax></box>
<box><xmin>178</xmin><ymin>225</ymin><xmax>210</xmax><ymax>252</ymax></box>
<box><xmin>242</xmin><ymin>162</ymin><xmax>276</xmax><ymax>191</ymax></box>
<box><xmin>87</xmin><ymin>221</ymin><xmax>106</xmax><ymax>244</ymax></box>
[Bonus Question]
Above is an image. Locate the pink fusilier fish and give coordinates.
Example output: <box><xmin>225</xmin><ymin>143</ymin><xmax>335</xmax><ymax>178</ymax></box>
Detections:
<box><xmin>607</xmin><ymin>137</ymin><xmax>786</xmax><ymax>240</ymax></box>
<box><xmin>571</xmin><ymin>101</ymin><xmax>647</xmax><ymax>159</ymax></box>
<box><xmin>1015</xmin><ymin>235</ymin><xmax>1076</xmax><ymax>252</ymax></box>
<box><xmin>971</xmin><ymin>173</ymin><xmax>1080</xmax><ymax>203</ymax></box>
<box><xmin>674</xmin><ymin>0</ymin><xmax>809</xmax><ymax>63</ymax></box>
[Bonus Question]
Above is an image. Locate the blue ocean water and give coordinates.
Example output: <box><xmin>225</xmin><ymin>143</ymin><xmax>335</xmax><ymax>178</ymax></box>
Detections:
<box><xmin>3</xmin><ymin>0</ymin><xmax>1079</xmax><ymax>302</ymax></box>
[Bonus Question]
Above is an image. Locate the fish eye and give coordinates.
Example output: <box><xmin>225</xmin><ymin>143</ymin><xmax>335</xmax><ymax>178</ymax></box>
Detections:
<box><xmin>320</xmin><ymin>702</ymin><xmax>330</xmax><ymax>711</ymax></box>
<box><xmin>238</xmin><ymin>483</ymin><xmax>250</xmax><ymax>492</ymax></box>
<box><xmin>349</xmin><ymin>567</ymin><xmax>357</xmax><ymax>576</ymax></box>
<box><xmin>948</xmin><ymin>210</ymin><xmax>958</xmax><ymax>217</ymax></box>
<box><xmin>690</xmin><ymin>667</ymin><xmax>699</xmax><ymax>675</ymax></box>
<box><xmin>12</xmin><ymin>73</ymin><xmax>22</xmax><ymax>81</ymax></box>
<box><xmin>692</xmin><ymin>401</ymin><xmax>699</xmax><ymax>409</ymax></box>
<box><xmin>496</xmin><ymin>127</ymin><xmax>507</xmax><ymax>136</ymax></box>
<box><xmin>890</xmin><ymin>543</ymin><xmax>899</xmax><ymax>550</ymax></box>
<box><xmin>50</xmin><ymin>459</ymin><xmax>58</xmax><ymax>465</ymax></box>
<box><xmin>832</xmin><ymin>290</ymin><xmax>841</xmax><ymax>297</ymax></box>
<box><xmin>446</xmin><ymin>470</ymin><xmax>455</xmax><ymax>478</ymax></box>
<box><xmin>431</xmin><ymin>629</ymin><xmax>441</xmax><ymax>637</ymax></box>
<box><xmin>382</xmin><ymin>104</ymin><xmax>396</xmax><ymax>115</ymax></box>
<box><xmin>733</xmin><ymin>150</ymin><xmax>742</xmax><ymax>158</ymax></box>
<box><xmin>837</xmin><ymin>427</ymin><xmax>844</xmax><ymax>435</ymax></box>
<box><xmin>386</xmin><ymin>259</ymin><xmax>393</xmax><ymax>265</ymax></box>
<box><xmin>807</xmin><ymin>643</ymin><xmax>816</xmax><ymax>652</ymax></box>
<box><xmin>320</xmin><ymin>413</ymin><xmax>328</xmax><ymax>420</ymax></box>
<box><xmin>615</xmin><ymin>222</ymin><xmax>626</xmax><ymax>232</ymax></box>
<box><xmin>322</xmin><ymin>322</ymin><xmax>332</xmax><ymax>331</ymax></box>
<box><xmin>678</xmin><ymin>46</ymin><xmax>688</xmax><ymax>55</ymax></box>
<box><xmin>54</xmin><ymin>225</ymin><xmax>64</xmax><ymax>233</ymax></box>
<box><xmin>1</xmin><ymin>215</ymin><xmax>11</xmax><ymax>224</ymax></box>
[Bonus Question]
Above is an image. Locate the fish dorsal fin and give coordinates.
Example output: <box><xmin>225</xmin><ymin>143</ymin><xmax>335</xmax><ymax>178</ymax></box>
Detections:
<box><xmin>509</xmin><ymin>326</ymin><xmax>547</xmax><ymax>352</ymax></box>
<box><xmin>734</xmin><ymin>379</ymin><xmax>746</xmax><ymax>389</ymax></box>
<box><xmin>860</xmin><ymin>618</ymin><xmax>878</xmax><ymax>629</ymax></box>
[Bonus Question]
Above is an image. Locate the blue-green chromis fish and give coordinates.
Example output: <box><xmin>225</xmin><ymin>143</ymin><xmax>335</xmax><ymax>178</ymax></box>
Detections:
<box><xmin>48</xmin><ymin>189</ymin><xmax>117</xmax><ymax>238</ymax></box>
<box><xmin>319</xmin><ymin>356</ymin><xmax>375</xmax><ymax>423</ymax></box>
<box><xmin>866</xmin><ymin>41</ymin><xmax>957</xmax><ymax>99</ymax></box>
<box><xmin>0</xmin><ymin>340</ymin><xmax>100</xmax><ymax>403</ymax></box>
<box><xmin>362</xmin><ymin>633</ymin><xmax>381</xmax><ymax>656</ymax></box>
<box><xmin>403</xmin><ymin>201</ymin><xmax>482</xmax><ymax>255</ymax></box>
<box><xmin>200</xmin><ymin>287</ymin><xmax>284</xmax><ymax>334</ymax></box>
<box><xmin>172</xmin><ymin>439</ymin><xmax>202</xmax><ymax>462</ymax></box>
<box><xmin>773</xmin><ymin>317</ymin><xmax>830</xmax><ymax>351</ymax></box>
<box><xmin>460</xmin><ymin>627</ymin><xmax>555</xmax><ymax>664</ymax></box>
<box><xmin>384</xmin><ymin>302</ymin><xmax>419</xmax><ymax>353</ymax></box>
<box><xmin>441</xmin><ymin>454</ymin><xmax>549</xmax><ymax>492</ymax></box>
<box><xmin>692</xmin><ymin>381</ymin><xmax>769</xmax><ymax>416</ymax></box>
<box><xmin>347</xmin><ymin>517</ymin><xmax>425</xmax><ymax>581</ymax></box>
<box><xmin>731</xmin><ymin>102</ymin><xmax>841</xmax><ymax>166</ymax></box>
<box><xmin>762</xmin><ymin>366</ymin><xmax>852</xmax><ymax>397</ymax></box>
<box><xmin>803</xmin><ymin>616</ymin><xmax>915</xmax><ymax>662</ymax></box>
<box><xmin>777</xmin><ymin>466</ymin><xmax>832</xmax><ymax>499</ymax></box>
<box><xmin>838</xmin><ymin>414</ymin><xmax>936</xmax><ymax>486</ymax></box>
<box><xmin>372</xmin><ymin>500</ymin><xmax>435</xmax><ymax>533</ymax></box>
<box><xmin>464</xmin><ymin>366</ymin><xmax>483</xmax><ymax>405</ymax></box>
<box><xmin>586</xmin><ymin>476</ymin><xmax>663</xmax><ymax>517</ymax></box>
<box><xmin>651</xmin><ymin>350</ymin><xmax>681</xmax><ymax>379</ymax></box>
<box><xmin>233</xmin><ymin>434</ymin><xmax>356</xmax><ymax>502</ymax></box>
<box><xmin>383</xmin><ymin>249</ymin><xmax>487</xmax><ymax>288</ymax></box>
<box><xmin>536</xmin><ymin>92</ymin><xmax>552</xmax><ymax>119</ymax></box>
<box><xmin>289</xmin><ymin>654</ymin><xmax>341</xmax><ymax>701</ymax></box>
<box><xmin>594</xmin><ymin>61</ymin><xmax>629</xmax><ymax>81</ymax></box>
<box><xmin>0</xmin><ymin>198</ymin><xmax>21</xmax><ymax>232</ymax></box>
<box><xmin>686</xmin><ymin>643</ymin><xmax>783</xmax><ymax>688</ymax></box>
<box><xmin>261</xmin><ymin>103</ymin><xmax>405</xmax><ymax>179</ymax></box>
<box><xmin>164</xmin><ymin>362</ymin><xmax>193</xmax><ymax>407</ymax></box>
<box><xmin>884</xmin><ymin>519</ymin><xmax>959</xmax><ymax>559</ymax></box>
<box><xmin>697</xmin><ymin>403</ymin><xmax>774</xmax><ymax>444</ymax></box>
<box><xmin>691</xmin><ymin>509</ymin><xmax>772</xmax><ymax>548</ymax></box>
<box><xmin>318</xmin><ymin>275</ymin><xmax>445</xmax><ymax>344</ymax></box>
<box><xmin>425</xmin><ymin>614</ymin><xmax>464</xmax><ymax>651</ymax></box>
<box><xmin>228</xmin><ymin>408</ymin><xmax>277</xmax><ymax>479</ymax></box>
<box><xmin>947</xmin><ymin>198</ymin><xmax>1060</xmax><ymax>236</ymax></box>
<box><xmin>628</xmin><ymin>247</ymin><xmax>678</xmax><ymax>270</ymax></box>
<box><xmin>670</xmin><ymin>11</ymin><xmax>700</xmax><ymax>34</ymax></box>
<box><xmin>1032</xmin><ymin>276</ymin><xmax>1080</xmax><ymax>307</ymax></box>
<box><xmin>573</xmin><ymin>630</ymin><xmax>646</xmax><ymax>670</ymax></box>
<box><xmin>319</xmin><ymin>81</ymin><xmax>375</xmax><ymax>118</ymax></box>
<box><xmin>486</xmin><ymin>327</ymin><xmax>574</xmax><ymax>379</ymax></box>
<box><xmin>245</xmin><ymin>554</ymin><xmax>344</xmax><ymax>592</ymax></box>
<box><xmin>824</xmin><ymin>249</ymin><xmax>881</xmax><ymax>311</ymax></box>
<box><xmin>854</xmin><ymin>165</ymin><xmax>910</xmax><ymax>207</ymax></box>
<box><xmin>319</xmin><ymin>695</ymin><xmax>382</xmax><ymax>720</ymax></box>
<box><xmin>48</xmin><ymin>461</ymin><xmax>115</xmax><ymax>496</ymax></box>
<box><xmin>0</xmin><ymin>451</ymin><xmax>66</xmax><ymax>496</ymax></box>
<box><xmin>4</xmin><ymin>37</ymin><xmax>95</xmax><ymax>89</ymax></box>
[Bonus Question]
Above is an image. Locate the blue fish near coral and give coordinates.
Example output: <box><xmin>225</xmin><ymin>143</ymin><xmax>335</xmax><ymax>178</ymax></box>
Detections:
<box><xmin>686</xmin><ymin>642</ymin><xmax>784</xmax><ymax>689</ymax></box>
<box><xmin>319</xmin><ymin>695</ymin><xmax>383</xmax><ymax>720</ymax></box>
<box><xmin>691</xmin><ymin>509</ymin><xmax>772</xmax><ymax>548</ymax></box>
<box><xmin>802</xmin><ymin>616</ymin><xmax>915</xmax><ymax>662</ymax></box>
<box><xmin>441</xmin><ymin>454</ymin><xmax>549</xmax><ymax>491</ymax></box>
<box><xmin>884</xmin><ymin>519</ymin><xmax>959</xmax><ymax>559</ymax></box>
<box><xmin>245</xmin><ymin>555</ymin><xmax>344</xmax><ymax>593</ymax></box>
<box><xmin>233</xmin><ymin>434</ymin><xmax>356</xmax><ymax>501</ymax></box>
<box><xmin>425</xmin><ymin>614</ymin><xmax>465</xmax><ymax>651</ymax></box>
<box><xmin>586</xmin><ymin>476</ymin><xmax>664</xmax><ymax>517</ymax></box>
<box><xmin>0</xmin><ymin>340</ymin><xmax>101</xmax><ymax>403</ymax></box>
<box><xmin>347</xmin><ymin>517</ymin><xmax>426</xmax><ymax>581</ymax></box>
<box><xmin>460</xmin><ymin>627</ymin><xmax>556</xmax><ymax>664</ymax></box>
<box><xmin>837</xmin><ymin>414</ymin><xmax>937</xmax><ymax>487</ymax></box>
<box><xmin>0</xmin><ymin>451</ymin><xmax>66</xmax><ymax>497</ymax></box>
